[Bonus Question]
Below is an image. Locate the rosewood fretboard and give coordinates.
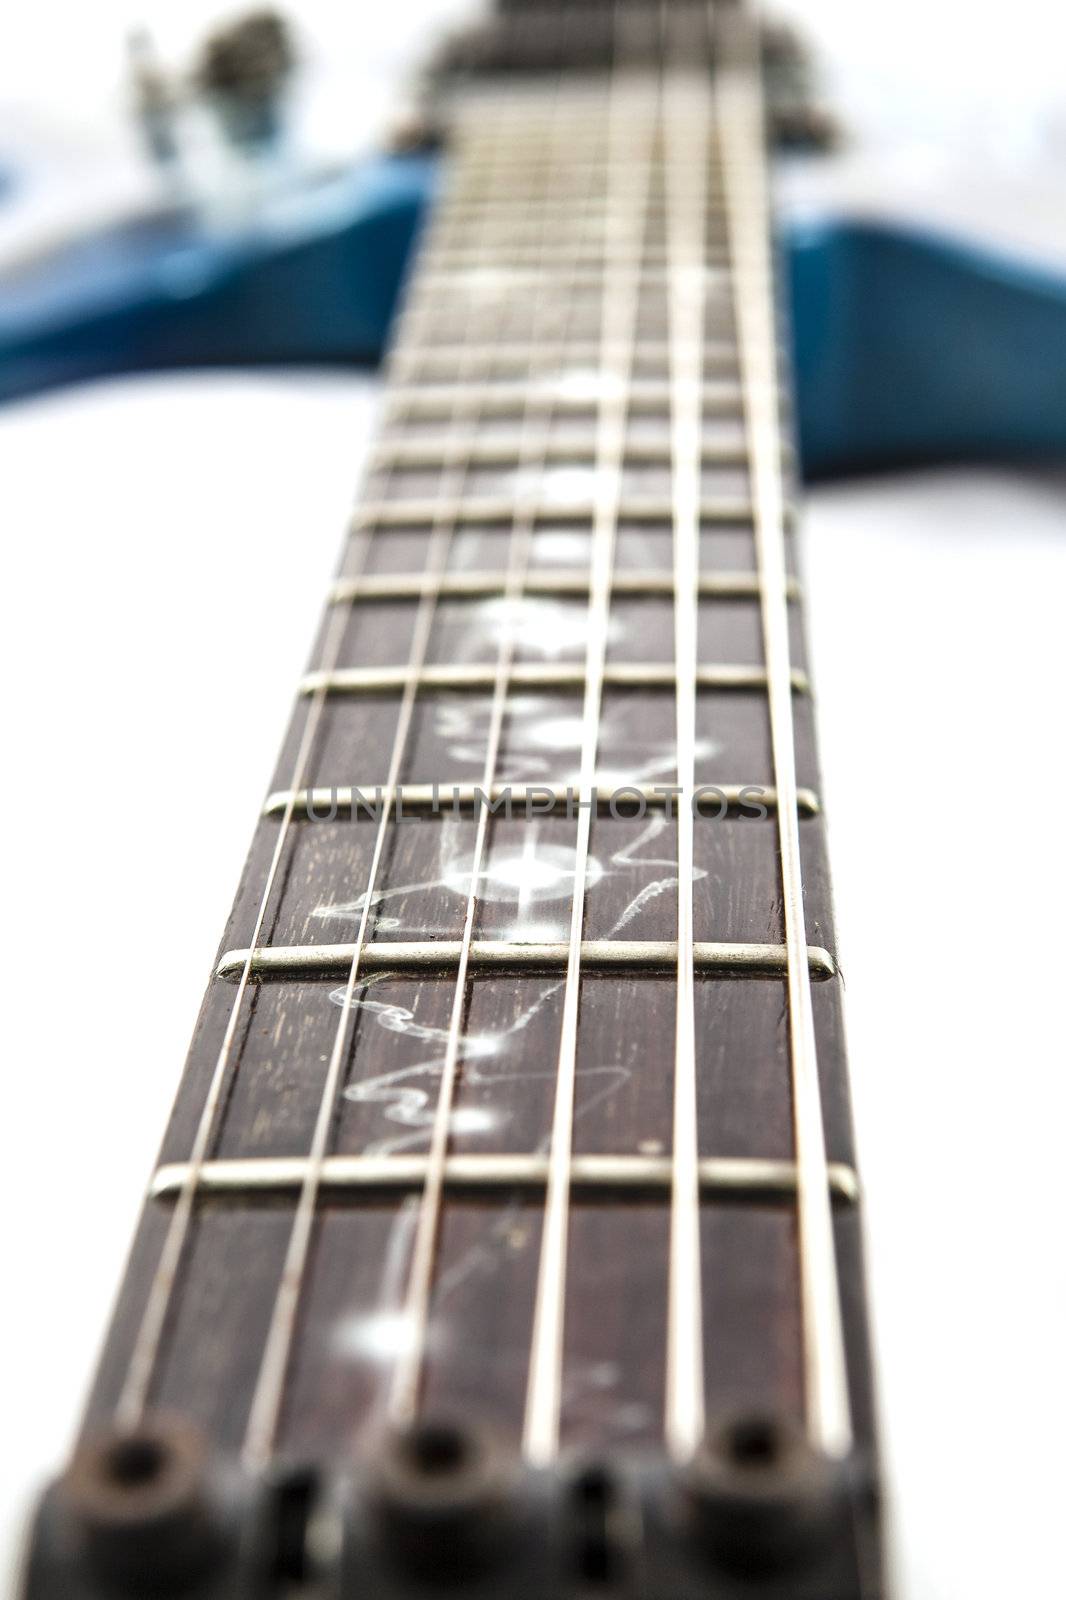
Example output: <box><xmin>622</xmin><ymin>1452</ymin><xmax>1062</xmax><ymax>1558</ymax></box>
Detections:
<box><xmin>50</xmin><ymin>6</ymin><xmax>881</xmax><ymax>1595</ymax></box>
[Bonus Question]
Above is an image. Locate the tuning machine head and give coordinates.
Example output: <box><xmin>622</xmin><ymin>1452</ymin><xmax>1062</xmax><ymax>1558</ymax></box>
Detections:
<box><xmin>760</xmin><ymin>21</ymin><xmax>841</xmax><ymax>152</ymax></box>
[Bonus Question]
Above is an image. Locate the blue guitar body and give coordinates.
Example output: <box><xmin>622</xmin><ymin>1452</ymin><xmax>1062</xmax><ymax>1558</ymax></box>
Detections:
<box><xmin>788</xmin><ymin>216</ymin><xmax>1066</xmax><ymax>475</ymax></box>
<box><xmin>0</xmin><ymin>156</ymin><xmax>437</xmax><ymax>403</ymax></box>
<box><xmin>3</xmin><ymin>148</ymin><xmax>1065</xmax><ymax>478</ymax></box>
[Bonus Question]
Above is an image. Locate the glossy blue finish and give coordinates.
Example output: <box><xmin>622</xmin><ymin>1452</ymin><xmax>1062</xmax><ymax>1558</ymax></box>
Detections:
<box><xmin>3</xmin><ymin>148</ymin><xmax>1066</xmax><ymax>479</ymax></box>
<box><xmin>0</xmin><ymin>154</ymin><xmax>436</xmax><ymax>404</ymax></box>
<box><xmin>788</xmin><ymin>216</ymin><xmax>1066</xmax><ymax>476</ymax></box>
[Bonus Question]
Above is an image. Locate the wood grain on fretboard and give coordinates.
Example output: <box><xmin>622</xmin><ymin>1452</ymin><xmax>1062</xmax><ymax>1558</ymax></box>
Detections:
<box><xmin>81</xmin><ymin>61</ymin><xmax>877</xmax><ymax>1478</ymax></box>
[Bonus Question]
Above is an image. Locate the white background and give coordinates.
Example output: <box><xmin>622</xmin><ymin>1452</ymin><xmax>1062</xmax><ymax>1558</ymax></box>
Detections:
<box><xmin>2</xmin><ymin>4</ymin><xmax>1065</xmax><ymax>1598</ymax></box>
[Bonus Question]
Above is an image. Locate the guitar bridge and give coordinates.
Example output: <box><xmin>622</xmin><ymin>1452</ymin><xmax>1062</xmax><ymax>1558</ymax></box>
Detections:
<box><xmin>24</xmin><ymin>1413</ymin><xmax>879</xmax><ymax>1598</ymax></box>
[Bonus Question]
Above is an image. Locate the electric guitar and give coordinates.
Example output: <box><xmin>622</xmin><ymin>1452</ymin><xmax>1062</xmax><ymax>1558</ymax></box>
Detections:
<box><xmin>5</xmin><ymin>7</ymin><xmax>1066</xmax><ymax>477</ymax></box>
<box><xmin>19</xmin><ymin>2</ymin><xmax>1049</xmax><ymax>1595</ymax></box>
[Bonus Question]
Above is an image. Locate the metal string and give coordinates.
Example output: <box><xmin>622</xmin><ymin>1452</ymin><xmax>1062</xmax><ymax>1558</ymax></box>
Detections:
<box><xmin>662</xmin><ymin>63</ymin><xmax>712</xmax><ymax>1462</ymax></box>
<box><xmin>238</xmin><ymin>136</ymin><xmax>526</xmax><ymax>1470</ymax></box>
<box><xmin>114</xmin><ymin>68</ymin><xmax>503</xmax><ymax>1428</ymax></box>
<box><xmin>387</xmin><ymin>77</ymin><xmax>606</xmax><ymax>1427</ymax></box>
<box><xmin>116</xmin><ymin>470</ymin><xmax>375</xmax><ymax>1431</ymax></box>
<box><xmin>522</xmin><ymin>56</ymin><xmax>659</xmax><ymax>1468</ymax></box>
<box><xmin>121</xmin><ymin>3</ymin><xmax>850</xmax><ymax>1473</ymax></box>
<box><xmin>716</xmin><ymin>10</ymin><xmax>853</xmax><ymax>1458</ymax></box>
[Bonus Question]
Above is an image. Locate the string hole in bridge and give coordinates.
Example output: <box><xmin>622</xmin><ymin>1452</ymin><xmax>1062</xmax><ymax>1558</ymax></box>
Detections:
<box><xmin>58</xmin><ymin>1416</ymin><xmax>220</xmax><ymax>1590</ymax></box>
<box><xmin>265</xmin><ymin>1467</ymin><xmax>320</xmax><ymax>1584</ymax></box>
<box><xmin>569</xmin><ymin>1462</ymin><xmax>621</xmax><ymax>1586</ymax></box>
<box><xmin>368</xmin><ymin>1417</ymin><xmax>516</xmax><ymax>1578</ymax></box>
<box><xmin>101</xmin><ymin>1437</ymin><xmax>167</xmax><ymax>1491</ymax></box>
<box><xmin>723</xmin><ymin>1416</ymin><xmax>784</xmax><ymax>1470</ymax></box>
<box><xmin>681</xmin><ymin>1413</ymin><xmax>847</xmax><ymax>1579</ymax></box>
<box><xmin>403</xmin><ymin>1421</ymin><xmax>471</xmax><ymax>1478</ymax></box>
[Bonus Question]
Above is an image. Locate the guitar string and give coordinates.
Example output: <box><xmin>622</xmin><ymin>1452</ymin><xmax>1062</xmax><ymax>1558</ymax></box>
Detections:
<box><xmin>522</xmin><ymin>47</ymin><xmax>659</xmax><ymax>1467</ymax></box>
<box><xmin>663</xmin><ymin>59</ymin><xmax>710</xmax><ymax>1461</ymax></box>
<box><xmin>716</xmin><ymin>10</ymin><xmax>853</xmax><ymax>1457</ymax></box>
<box><xmin>387</xmin><ymin>72</ymin><xmax>603</xmax><ymax>1427</ymax></box>
<box><xmin>239</xmin><ymin>115</ymin><xmax>537</xmax><ymax>1471</ymax></box>
<box><xmin>114</xmin><ymin>112</ymin><xmax>495</xmax><ymax>1427</ymax></box>
<box><xmin>118</xmin><ymin>7</ymin><xmax>852</xmax><ymax>1469</ymax></box>
<box><xmin>116</xmin><ymin>452</ymin><xmax>374</xmax><ymax>1429</ymax></box>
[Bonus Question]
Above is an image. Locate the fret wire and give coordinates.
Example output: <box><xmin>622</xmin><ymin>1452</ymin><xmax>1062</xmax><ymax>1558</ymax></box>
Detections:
<box><xmin>215</xmin><ymin>939</ymin><xmax>837</xmax><ymax>981</ymax></box>
<box><xmin>150</xmin><ymin>1154</ymin><xmax>861</xmax><ymax>1206</ymax></box>
<box><xmin>328</xmin><ymin>568</ymin><xmax>797</xmax><ymax>605</ymax></box>
<box><xmin>351</xmin><ymin>496</ymin><xmax>759</xmax><ymax>529</ymax></box>
<box><xmin>415</xmin><ymin>236</ymin><xmax>710</xmax><ymax>261</ymax></box>
<box><xmin>113</xmin><ymin>535</ymin><xmax>374</xmax><ymax>1433</ymax></box>
<box><xmin>410</xmin><ymin>264</ymin><xmax>730</xmax><ymax>289</ymax></box>
<box><xmin>420</xmin><ymin>245</ymin><xmax>727</xmax><ymax>266</ymax></box>
<box><xmin>428</xmin><ymin>206</ymin><xmax>726</xmax><ymax>225</ymax></box>
<box><xmin>448</xmin><ymin>166</ymin><xmax>721</xmax><ymax>184</ymax></box>
<box><xmin>261</xmin><ymin>781</ymin><xmax>820</xmax><ymax>820</ymax></box>
<box><xmin>389</xmin><ymin>72</ymin><xmax>586</xmax><ymax>1431</ymax></box>
<box><xmin>300</xmin><ymin>663</ymin><xmax>809</xmax><ymax>695</ymax></box>
<box><xmin>664</xmin><ymin>68</ymin><xmax>711</xmax><ymax>1464</ymax></box>
<box><xmin>424</xmin><ymin>234</ymin><xmax>724</xmax><ymax>256</ymax></box>
<box><xmin>384</xmin><ymin>379</ymin><xmax>744</xmax><ymax>419</ymax></box>
<box><xmin>718</xmin><ymin>17</ymin><xmax>853</xmax><ymax>1459</ymax></box>
<box><xmin>367</xmin><ymin>435</ymin><xmax>749</xmax><ymax>470</ymax></box>
<box><xmin>523</xmin><ymin>68</ymin><xmax>657</xmax><ymax>1470</ymax></box>
<box><xmin>437</xmin><ymin>195</ymin><xmax>726</xmax><ymax>213</ymax></box>
<box><xmin>397</xmin><ymin>309</ymin><xmax>734</xmax><ymax>347</ymax></box>
<box><xmin>387</xmin><ymin>339</ymin><xmax>740</xmax><ymax>374</ymax></box>
<box><xmin>239</xmin><ymin>155</ymin><xmax>516</xmax><ymax>1472</ymax></box>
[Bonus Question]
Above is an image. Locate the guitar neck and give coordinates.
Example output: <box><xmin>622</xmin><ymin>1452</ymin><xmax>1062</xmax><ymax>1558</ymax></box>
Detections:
<box><xmin>26</xmin><ymin>7</ymin><xmax>883</xmax><ymax>1598</ymax></box>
